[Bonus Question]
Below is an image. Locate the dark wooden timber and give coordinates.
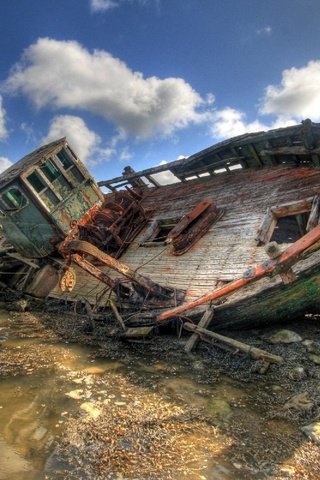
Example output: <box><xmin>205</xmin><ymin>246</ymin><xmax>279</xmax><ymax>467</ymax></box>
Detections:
<box><xmin>184</xmin><ymin>323</ymin><xmax>283</xmax><ymax>364</ymax></box>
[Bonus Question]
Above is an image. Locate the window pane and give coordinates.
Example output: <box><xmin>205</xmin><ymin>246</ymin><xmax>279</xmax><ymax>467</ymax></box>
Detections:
<box><xmin>27</xmin><ymin>171</ymin><xmax>46</xmax><ymax>193</ymax></box>
<box><xmin>42</xmin><ymin>160</ymin><xmax>61</xmax><ymax>182</ymax></box>
<box><xmin>2</xmin><ymin>188</ymin><xmax>27</xmax><ymax>210</ymax></box>
<box><xmin>40</xmin><ymin>189</ymin><xmax>60</xmax><ymax>210</ymax></box>
<box><xmin>57</xmin><ymin>149</ymin><xmax>73</xmax><ymax>169</ymax></box>
<box><xmin>69</xmin><ymin>165</ymin><xmax>85</xmax><ymax>183</ymax></box>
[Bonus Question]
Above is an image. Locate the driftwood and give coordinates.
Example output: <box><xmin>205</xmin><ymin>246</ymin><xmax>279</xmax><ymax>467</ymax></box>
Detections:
<box><xmin>184</xmin><ymin>322</ymin><xmax>283</xmax><ymax>364</ymax></box>
<box><xmin>184</xmin><ymin>308</ymin><xmax>215</xmax><ymax>353</ymax></box>
<box><xmin>109</xmin><ymin>299</ymin><xmax>126</xmax><ymax>331</ymax></box>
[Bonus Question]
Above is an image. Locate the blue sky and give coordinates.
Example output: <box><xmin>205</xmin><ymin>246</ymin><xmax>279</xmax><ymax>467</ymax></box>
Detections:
<box><xmin>0</xmin><ymin>0</ymin><xmax>320</xmax><ymax>184</ymax></box>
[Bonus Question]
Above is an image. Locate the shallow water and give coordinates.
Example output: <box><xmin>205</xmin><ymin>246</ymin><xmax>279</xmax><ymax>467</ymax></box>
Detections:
<box><xmin>0</xmin><ymin>308</ymin><xmax>300</xmax><ymax>479</ymax></box>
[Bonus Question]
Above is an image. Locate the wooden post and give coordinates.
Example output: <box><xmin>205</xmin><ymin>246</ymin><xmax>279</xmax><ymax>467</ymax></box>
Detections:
<box><xmin>184</xmin><ymin>308</ymin><xmax>214</xmax><ymax>353</ymax></box>
<box><xmin>109</xmin><ymin>299</ymin><xmax>126</xmax><ymax>331</ymax></box>
<box><xmin>265</xmin><ymin>241</ymin><xmax>297</xmax><ymax>284</ymax></box>
<box><xmin>184</xmin><ymin>323</ymin><xmax>283</xmax><ymax>364</ymax></box>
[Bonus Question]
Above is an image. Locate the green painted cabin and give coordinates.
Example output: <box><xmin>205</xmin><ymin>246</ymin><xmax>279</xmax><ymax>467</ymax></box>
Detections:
<box><xmin>0</xmin><ymin>138</ymin><xmax>103</xmax><ymax>258</ymax></box>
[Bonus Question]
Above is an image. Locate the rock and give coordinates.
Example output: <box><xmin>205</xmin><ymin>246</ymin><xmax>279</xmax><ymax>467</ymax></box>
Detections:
<box><xmin>288</xmin><ymin>367</ymin><xmax>307</xmax><ymax>381</ymax></box>
<box><xmin>9</xmin><ymin>299</ymin><xmax>29</xmax><ymax>312</ymax></box>
<box><xmin>309</xmin><ymin>354</ymin><xmax>320</xmax><ymax>365</ymax></box>
<box><xmin>32</xmin><ymin>426</ymin><xmax>48</xmax><ymax>441</ymax></box>
<box><xmin>65</xmin><ymin>389</ymin><xmax>84</xmax><ymax>400</ymax></box>
<box><xmin>269</xmin><ymin>330</ymin><xmax>302</xmax><ymax>344</ymax></box>
<box><xmin>301</xmin><ymin>422</ymin><xmax>320</xmax><ymax>444</ymax></box>
<box><xmin>284</xmin><ymin>392</ymin><xmax>314</xmax><ymax>411</ymax></box>
<box><xmin>192</xmin><ymin>361</ymin><xmax>204</xmax><ymax>371</ymax></box>
<box><xmin>80</xmin><ymin>402</ymin><xmax>102</xmax><ymax>419</ymax></box>
<box><xmin>205</xmin><ymin>398</ymin><xmax>233</xmax><ymax>423</ymax></box>
<box><xmin>303</xmin><ymin>340</ymin><xmax>320</xmax><ymax>355</ymax></box>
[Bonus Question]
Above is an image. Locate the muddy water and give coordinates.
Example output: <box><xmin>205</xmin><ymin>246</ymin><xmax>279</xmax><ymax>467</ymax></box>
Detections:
<box><xmin>0</xmin><ymin>307</ymin><xmax>300</xmax><ymax>479</ymax></box>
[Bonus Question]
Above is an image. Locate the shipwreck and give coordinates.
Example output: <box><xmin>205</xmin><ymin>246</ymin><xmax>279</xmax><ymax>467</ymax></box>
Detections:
<box><xmin>1</xmin><ymin>119</ymin><xmax>320</xmax><ymax>355</ymax></box>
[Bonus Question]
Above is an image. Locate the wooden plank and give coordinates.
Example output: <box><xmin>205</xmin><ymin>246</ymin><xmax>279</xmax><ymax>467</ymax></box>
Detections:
<box><xmin>157</xmin><ymin>224</ymin><xmax>320</xmax><ymax>321</ymax></box>
<box><xmin>184</xmin><ymin>308</ymin><xmax>214</xmax><ymax>353</ymax></box>
<box><xmin>184</xmin><ymin>322</ymin><xmax>283</xmax><ymax>364</ymax></box>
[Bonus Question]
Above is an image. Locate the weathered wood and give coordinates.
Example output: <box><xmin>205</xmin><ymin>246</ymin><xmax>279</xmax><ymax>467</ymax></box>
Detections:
<box><xmin>307</xmin><ymin>194</ymin><xmax>320</xmax><ymax>232</ymax></box>
<box><xmin>109</xmin><ymin>299</ymin><xmax>126</xmax><ymax>331</ymax></box>
<box><xmin>265</xmin><ymin>241</ymin><xmax>297</xmax><ymax>284</ymax></box>
<box><xmin>255</xmin><ymin>208</ymin><xmax>275</xmax><ymax>244</ymax></box>
<box><xmin>260</xmin><ymin>146</ymin><xmax>320</xmax><ymax>156</ymax></box>
<box><xmin>122</xmin><ymin>326</ymin><xmax>154</xmax><ymax>338</ymax></box>
<box><xmin>271</xmin><ymin>197</ymin><xmax>313</xmax><ymax>218</ymax></box>
<box><xmin>157</xmin><ymin>225</ymin><xmax>320</xmax><ymax>321</ymax></box>
<box><xmin>184</xmin><ymin>308</ymin><xmax>214</xmax><ymax>352</ymax></box>
<box><xmin>7</xmin><ymin>252</ymin><xmax>39</xmax><ymax>269</ymax></box>
<box><xmin>184</xmin><ymin>322</ymin><xmax>283</xmax><ymax>364</ymax></box>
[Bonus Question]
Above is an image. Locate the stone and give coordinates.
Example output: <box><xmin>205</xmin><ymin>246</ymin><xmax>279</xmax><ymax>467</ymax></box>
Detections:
<box><xmin>192</xmin><ymin>361</ymin><xmax>205</xmax><ymax>371</ymax></box>
<box><xmin>80</xmin><ymin>402</ymin><xmax>101</xmax><ymax>419</ymax></box>
<box><xmin>309</xmin><ymin>354</ymin><xmax>320</xmax><ymax>365</ymax></box>
<box><xmin>284</xmin><ymin>392</ymin><xmax>314</xmax><ymax>411</ymax></box>
<box><xmin>288</xmin><ymin>367</ymin><xmax>307</xmax><ymax>381</ymax></box>
<box><xmin>301</xmin><ymin>422</ymin><xmax>320</xmax><ymax>445</ymax></box>
<box><xmin>269</xmin><ymin>330</ymin><xmax>302</xmax><ymax>344</ymax></box>
<box><xmin>303</xmin><ymin>340</ymin><xmax>320</xmax><ymax>355</ymax></box>
<box><xmin>32</xmin><ymin>426</ymin><xmax>48</xmax><ymax>441</ymax></box>
<box><xmin>65</xmin><ymin>389</ymin><xmax>84</xmax><ymax>400</ymax></box>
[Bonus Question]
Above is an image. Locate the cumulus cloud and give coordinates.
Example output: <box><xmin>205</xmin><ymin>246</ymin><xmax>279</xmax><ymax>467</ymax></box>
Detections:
<box><xmin>210</xmin><ymin>108</ymin><xmax>267</xmax><ymax>138</ymax></box>
<box><xmin>42</xmin><ymin>115</ymin><xmax>106</xmax><ymax>165</ymax></box>
<box><xmin>209</xmin><ymin>107</ymin><xmax>296</xmax><ymax>140</ymax></box>
<box><xmin>0</xmin><ymin>156</ymin><xmax>13</xmax><ymax>173</ymax></box>
<box><xmin>4</xmin><ymin>38</ymin><xmax>206</xmax><ymax>139</ymax></box>
<box><xmin>260</xmin><ymin>60</ymin><xmax>320</xmax><ymax>120</ymax></box>
<box><xmin>0</xmin><ymin>95</ymin><xmax>8</xmax><ymax>140</ymax></box>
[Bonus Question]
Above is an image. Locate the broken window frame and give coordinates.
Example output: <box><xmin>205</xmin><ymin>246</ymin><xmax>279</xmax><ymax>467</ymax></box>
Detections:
<box><xmin>256</xmin><ymin>197</ymin><xmax>315</xmax><ymax>245</ymax></box>
<box><xmin>1</xmin><ymin>186</ymin><xmax>28</xmax><ymax>213</ymax></box>
<box><xmin>55</xmin><ymin>148</ymin><xmax>86</xmax><ymax>185</ymax></box>
<box><xmin>25</xmin><ymin>169</ymin><xmax>61</xmax><ymax>212</ymax></box>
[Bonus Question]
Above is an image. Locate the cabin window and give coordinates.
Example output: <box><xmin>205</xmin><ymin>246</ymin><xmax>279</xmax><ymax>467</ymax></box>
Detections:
<box><xmin>1</xmin><ymin>187</ymin><xmax>28</xmax><ymax>211</ymax></box>
<box><xmin>270</xmin><ymin>214</ymin><xmax>308</xmax><ymax>244</ymax></box>
<box><xmin>139</xmin><ymin>218</ymin><xmax>178</xmax><ymax>246</ymax></box>
<box><xmin>256</xmin><ymin>197</ymin><xmax>313</xmax><ymax>245</ymax></box>
<box><xmin>56</xmin><ymin>149</ymin><xmax>85</xmax><ymax>184</ymax></box>
<box><xmin>26</xmin><ymin>171</ymin><xmax>60</xmax><ymax>210</ymax></box>
<box><xmin>41</xmin><ymin>160</ymin><xmax>72</xmax><ymax>197</ymax></box>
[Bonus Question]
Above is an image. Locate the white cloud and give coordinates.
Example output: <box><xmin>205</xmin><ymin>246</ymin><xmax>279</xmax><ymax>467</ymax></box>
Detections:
<box><xmin>4</xmin><ymin>38</ymin><xmax>206</xmax><ymax>139</ymax></box>
<box><xmin>89</xmin><ymin>0</ymin><xmax>157</xmax><ymax>13</ymax></box>
<box><xmin>210</xmin><ymin>108</ymin><xmax>267</xmax><ymax>139</ymax></box>
<box><xmin>260</xmin><ymin>60</ymin><xmax>320</xmax><ymax>120</ymax></box>
<box><xmin>0</xmin><ymin>95</ymin><xmax>8</xmax><ymax>140</ymax></box>
<box><xmin>90</xmin><ymin>0</ymin><xmax>119</xmax><ymax>12</ymax></box>
<box><xmin>209</xmin><ymin>107</ymin><xmax>296</xmax><ymax>140</ymax></box>
<box><xmin>256</xmin><ymin>26</ymin><xmax>272</xmax><ymax>36</ymax></box>
<box><xmin>42</xmin><ymin>115</ymin><xmax>104</xmax><ymax>165</ymax></box>
<box><xmin>0</xmin><ymin>156</ymin><xmax>12</xmax><ymax>173</ymax></box>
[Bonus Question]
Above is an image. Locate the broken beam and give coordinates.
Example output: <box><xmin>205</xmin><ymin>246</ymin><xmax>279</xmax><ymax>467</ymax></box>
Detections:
<box><xmin>184</xmin><ymin>323</ymin><xmax>283</xmax><ymax>364</ymax></box>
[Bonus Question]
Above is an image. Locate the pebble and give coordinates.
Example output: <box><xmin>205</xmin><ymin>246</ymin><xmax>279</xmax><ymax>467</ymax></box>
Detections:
<box><xmin>301</xmin><ymin>421</ymin><xmax>320</xmax><ymax>445</ymax></box>
<box><xmin>284</xmin><ymin>392</ymin><xmax>314</xmax><ymax>411</ymax></box>
<box><xmin>288</xmin><ymin>366</ymin><xmax>307</xmax><ymax>380</ymax></box>
<box><xmin>309</xmin><ymin>354</ymin><xmax>320</xmax><ymax>365</ymax></box>
<box><xmin>269</xmin><ymin>330</ymin><xmax>302</xmax><ymax>344</ymax></box>
<box><xmin>65</xmin><ymin>389</ymin><xmax>84</xmax><ymax>400</ymax></box>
